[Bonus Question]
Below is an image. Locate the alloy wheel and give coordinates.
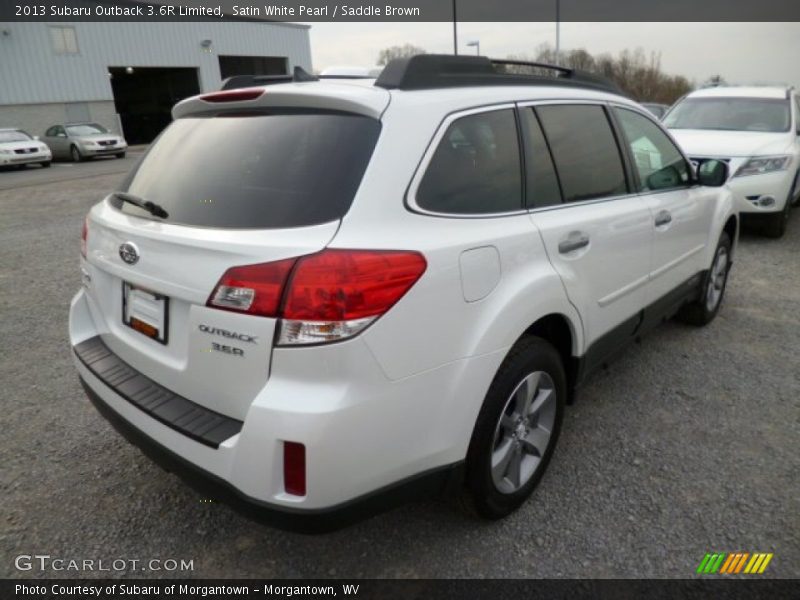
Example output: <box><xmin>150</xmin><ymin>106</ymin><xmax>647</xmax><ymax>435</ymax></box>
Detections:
<box><xmin>705</xmin><ymin>247</ymin><xmax>728</xmax><ymax>312</ymax></box>
<box><xmin>491</xmin><ymin>371</ymin><xmax>557</xmax><ymax>494</ymax></box>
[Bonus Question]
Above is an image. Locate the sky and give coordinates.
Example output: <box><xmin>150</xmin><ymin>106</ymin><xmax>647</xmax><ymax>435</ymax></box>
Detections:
<box><xmin>304</xmin><ymin>22</ymin><xmax>800</xmax><ymax>87</ymax></box>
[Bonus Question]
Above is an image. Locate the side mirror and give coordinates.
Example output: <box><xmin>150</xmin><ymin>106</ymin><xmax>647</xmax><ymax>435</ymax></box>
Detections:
<box><xmin>57</xmin><ymin>132</ymin><xmax>67</xmax><ymax>138</ymax></box>
<box><xmin>33</xmin><ymin>135</ymin><xmax>40</xmax><ymax>140</ymax></box>
<box><xmin>697</xmin><ymin>159</ymin><xmax>728</xmax><ymax>187</ymax></box>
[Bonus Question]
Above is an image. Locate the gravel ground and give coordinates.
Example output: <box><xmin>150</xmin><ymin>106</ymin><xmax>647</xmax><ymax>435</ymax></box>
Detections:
<box><xmin>1</xmin><ymin>170</ymin><xmax>798</xmax><ymax>579</ymax></box>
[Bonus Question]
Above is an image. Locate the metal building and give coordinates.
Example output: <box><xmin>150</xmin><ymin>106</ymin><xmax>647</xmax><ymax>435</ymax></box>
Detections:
<box><xmin>0</xmin><ymin>20</ymin><xmax>311</xmax><ymax>143</ymax></box>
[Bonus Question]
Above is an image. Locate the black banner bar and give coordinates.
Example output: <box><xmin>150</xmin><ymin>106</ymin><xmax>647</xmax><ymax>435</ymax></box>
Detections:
<box><xmin>3</xmin><ymin>579</ymin><xmax>798</xmax><ymax>600</ymax></box>
<box><xmin>2</xmin><ymin>0</ymin><xmax>800</xmax><ymax>22</ymax></box>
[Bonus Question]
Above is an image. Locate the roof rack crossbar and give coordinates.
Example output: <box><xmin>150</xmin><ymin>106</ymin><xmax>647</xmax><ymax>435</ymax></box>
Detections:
<box><xmin>374</xmin><ymin>54</ymin><xmax>624</xmax><ymax>96</ymax></box>
<box><xmin>220</xmin><ymin>66</ymin><xmax>318</xmax><ymax>90</ymax></box>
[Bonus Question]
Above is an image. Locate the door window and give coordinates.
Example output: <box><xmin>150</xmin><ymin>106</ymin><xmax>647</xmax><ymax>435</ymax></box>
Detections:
<box><xmin>615</xmin><ymin>108</ymin><xmax>691</xmax><ymax>192</ymax></box>
<box><xmin>520</xmin><ymin>109</ymin><xmax>563</xmax><ymax>208</ymax></box>
<box><xmin>535</xmin><ymin>105</ymin><xmax>628</xmax><ymax>203</ymax></box>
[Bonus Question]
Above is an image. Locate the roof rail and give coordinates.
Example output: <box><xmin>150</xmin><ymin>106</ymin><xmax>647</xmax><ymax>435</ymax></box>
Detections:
<box><xmin>220</xmin><ymin>66</ymin><xmax>318</xmax><ymax>90</ymax></box>
<box><xmin>374</xmin><ymin>54</ymin><xmax>625</xmax><ymax>96</ymax></box>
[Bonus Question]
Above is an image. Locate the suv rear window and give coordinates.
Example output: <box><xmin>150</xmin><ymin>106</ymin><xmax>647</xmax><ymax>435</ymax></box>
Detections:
<box><xmin>113</xmin><ymin>112</ymin><xmax>381</xmax><ymax>229</ymax></box>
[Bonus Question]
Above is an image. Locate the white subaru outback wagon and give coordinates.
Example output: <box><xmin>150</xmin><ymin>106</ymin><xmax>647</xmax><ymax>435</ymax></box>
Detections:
<box><xmin>70</xmin><ymin>55</ymin><xmax>737</xmax><ymax>532</ymax></box>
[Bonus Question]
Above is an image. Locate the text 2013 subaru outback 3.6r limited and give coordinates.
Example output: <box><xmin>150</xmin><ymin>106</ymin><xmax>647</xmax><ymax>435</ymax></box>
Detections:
<box><xmin>70</xmin><ymin>56</ymin><xmax>737</xmax><ymax>532</ymax></box>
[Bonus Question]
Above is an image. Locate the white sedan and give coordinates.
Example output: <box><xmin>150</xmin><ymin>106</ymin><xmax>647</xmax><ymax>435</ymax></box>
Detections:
<box><xmin>0</xmin><ymin>128</ymin><xmax>52</xmax><ymax>169</ymax></box>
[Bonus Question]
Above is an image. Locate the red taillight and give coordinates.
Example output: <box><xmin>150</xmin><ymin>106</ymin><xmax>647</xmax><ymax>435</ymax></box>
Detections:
<box><xmin>200</xmin><ymin>89</ymin><xmax>264</xmax><ymax>103</ymax></box>
<box><xmin>206</xmin><ymin>249</ymin><xmax>427</xmax><ymax>344</ymax></box>
<box><xmin>283</xmin><ymin>249</ymin><xmax>427</xmax><ymax>321</ymax></box>
<box><xmin>283</xmin><ymin>441</ymin><xmax>306</xmax><ymax>496</ymax></box>
<box><xmin>80</xmin><ymin>217</ymin><xmax>88</xmax><ymax>258</ymax></box>
<box><xmin>207</xmin><ymin>258</ymin><xmax>296</xmax><ymax>317</ymax></box>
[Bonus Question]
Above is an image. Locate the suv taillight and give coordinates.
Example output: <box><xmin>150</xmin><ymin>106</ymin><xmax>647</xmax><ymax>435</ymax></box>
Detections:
<box><xmin>207</xmin><ymin>249</ymin><xmax>427</xmax><ymax>345</ymax></box>
<box><xmin>80</xmin><ymin>217</ymin><xmax>89</xmax><ymax>258</ymax></box>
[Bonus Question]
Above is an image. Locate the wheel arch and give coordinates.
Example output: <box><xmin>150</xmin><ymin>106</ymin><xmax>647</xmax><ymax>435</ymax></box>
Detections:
<box><xmin>723</xmin><ymin>214</ymin><xmax>738</xmax><ymax>258</ymax></box>
<box><xmin>518</xmin><ymin>313</ymin><xmax>580</xmax><ymax>404</ymax></box>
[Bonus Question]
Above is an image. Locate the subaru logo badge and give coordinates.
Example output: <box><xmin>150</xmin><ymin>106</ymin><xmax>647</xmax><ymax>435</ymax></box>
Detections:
<box><xmin>119</xmin><ymin>242</ymin><xmax>139</xmax><ymax>265</ymax></box>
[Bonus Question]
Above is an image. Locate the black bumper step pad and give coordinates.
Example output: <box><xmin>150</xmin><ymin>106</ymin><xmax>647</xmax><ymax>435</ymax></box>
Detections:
<box><xmin>74</xmin><ymin>336</ymin><xmax>243</xmax><ymax>448</ymax></box>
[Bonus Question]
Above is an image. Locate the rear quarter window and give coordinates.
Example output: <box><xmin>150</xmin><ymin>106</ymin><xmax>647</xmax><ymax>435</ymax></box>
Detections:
<box><xmin>114</xmin><ymin>112</ymin><xmax>381</xmax><ymax>229</ymax></box>
<box><xmin>415</xmin><ymin>108</ymin><xmax>523</xmax><ymax>215</ymax></box>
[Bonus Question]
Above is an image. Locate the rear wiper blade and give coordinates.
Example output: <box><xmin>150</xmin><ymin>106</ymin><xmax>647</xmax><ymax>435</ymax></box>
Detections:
<box><xmin>111</xmin><ymin>191</ymin><xmax>169</xmax><ymax>219</ymax></box>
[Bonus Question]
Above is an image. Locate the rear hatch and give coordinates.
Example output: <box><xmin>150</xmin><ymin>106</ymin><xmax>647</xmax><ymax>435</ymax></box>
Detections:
<box><xmin>83</xmin><ymin>105</ymin><xmax>382</xmax><ymax>420</ymax></box>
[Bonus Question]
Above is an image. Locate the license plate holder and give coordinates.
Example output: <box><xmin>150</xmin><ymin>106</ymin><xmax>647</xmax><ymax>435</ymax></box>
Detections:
<box><xmin>122</xmin><ymin>282</ymin><xmax>169</xmax><ymax>344</ymax></box>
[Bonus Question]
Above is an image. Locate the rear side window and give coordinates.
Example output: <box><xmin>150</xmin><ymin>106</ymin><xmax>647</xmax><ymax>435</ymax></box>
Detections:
<box><xmin>416</xmin><ymin>109</ymin><xmax>523</xmax><ymax>214</ymax></box>
<box><xmin>114</xmin><ymin>112</ymin><xmax>381</xmax><ymax>229</ymax></box>
<box><xmin>615</xmin><ymin>108</ymin><xmax>691</xmax><ymax>192</ymax></box>
<box><xmin>520</xmin><ymin>109</ymin><xmax>562</xmax><ymax>208</ymax></box>
<box><xmin>536</xmin><ymin>105</ymin><xmax>627</xmax><ymax>203</ymax></box>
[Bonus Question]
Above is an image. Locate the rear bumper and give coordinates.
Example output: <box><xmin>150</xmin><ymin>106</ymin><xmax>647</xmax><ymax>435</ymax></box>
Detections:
<box><xmin>70</xmin><ymin>286</ymin><xmax>484</xmax><ymax>530</ymax></box>
<box><xmin>80</xmin><ymin>375</ymin><xmax>463</xmax><ymax>533</ymax></box>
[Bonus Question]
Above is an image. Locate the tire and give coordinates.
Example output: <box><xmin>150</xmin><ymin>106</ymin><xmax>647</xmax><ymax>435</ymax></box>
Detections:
<box><xmin>40</xmin><ymin>161</ymin><xmax>51</xmax><ymax>168</ymax></box>
<box><xmin>676</xmin><ymin>232</ymin><xmax>732</xmax><ymax>327</ymax></box>
<box><xmin>763</xmin><ymin>199</ymin><xmax>791</xmax><ymax>239</ymax></box>
<box><xmin>70</xmin><ymin>145</ymin><xmax>84</xmax><ymax>163</ymax></box>
<box><xmin>116</xmin><ymin>152</ymin><xmax>126</xmax><ymax>159</ymax></box>
<box><xmin>461</xmin><ymin>336</ymin><xmax>566</xmax><ymax>519</ymax></box>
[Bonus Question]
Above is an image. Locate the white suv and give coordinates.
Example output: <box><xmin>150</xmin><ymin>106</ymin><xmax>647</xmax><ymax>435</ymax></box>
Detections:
<box><xmin>665</xmin><ymin>85</ymin><xmax>800</xmax><ymax>238</ymax></box>
<box><xmin>70</xmin><ymin>55</ymin><xmax>737</xmax><ymax>532</ymax></box>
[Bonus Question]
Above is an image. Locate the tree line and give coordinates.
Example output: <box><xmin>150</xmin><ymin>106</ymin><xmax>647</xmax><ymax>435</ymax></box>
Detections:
<box><xmin>377</xmin><ymin>43</ymin><xmax>700</xmax><ymax>105</ymax></box>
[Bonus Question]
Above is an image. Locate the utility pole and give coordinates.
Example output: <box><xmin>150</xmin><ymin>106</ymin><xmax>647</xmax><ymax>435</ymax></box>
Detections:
<box><xmin>453</xmin><ymin>0</ymin><xmax>458</xmax><ymax>55</ymax></box>
<box><xmin>555</xmin><ymin>0</ymin><xmax>561</xmax><ymax>65</ymax></box>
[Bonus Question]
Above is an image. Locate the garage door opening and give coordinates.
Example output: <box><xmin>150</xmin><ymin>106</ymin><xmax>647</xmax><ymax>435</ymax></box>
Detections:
<box><xmin>109</xmin><ymin>67</ymin><xmax>200</xmax><ymax>144</ymax></box>
<box><xmin>219</xmin><ymin>55</ymin><xmax>288</xmax><ymax>79</ymax></box>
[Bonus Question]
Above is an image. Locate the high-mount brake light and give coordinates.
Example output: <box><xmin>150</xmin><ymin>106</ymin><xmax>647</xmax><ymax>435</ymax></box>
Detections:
<box><xmin>200</xmin><ymin>89</ymin><xmax>264</xmax><ymax>103</ymax></box>
<box><xmin>206</xmin><ymin>249</ymin><xmax>427</xmax><ymax>345</ymax></box>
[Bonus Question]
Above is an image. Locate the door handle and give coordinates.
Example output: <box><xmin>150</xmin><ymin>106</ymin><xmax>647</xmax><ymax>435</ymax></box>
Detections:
<box><xmin>558</xmin><ymin>232</ymin><xmax>590</xmax><ymax>254</ymax></box>
<box><xmin>655</xmin><ymin>210</ymin><xmax>672</xmax><ymax>227</ymax></box>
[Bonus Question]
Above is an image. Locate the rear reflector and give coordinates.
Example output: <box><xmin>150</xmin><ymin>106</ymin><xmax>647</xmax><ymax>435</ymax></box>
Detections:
<box><xmin>80</xmin><ymin>216</ymin><xmax>89</xmax><ymax>258</ymax></box>
<box><xmin>200</xmin><ymin>89</ymin><xmax>264</xmax><ymax>103</ymax></box>
<box><xmin>206</xmin><ymin>249</ymin><xmax>427</xmax><ymax>344</ymax></box>
<box><xmin>283</xmin><ymin>441</ymin><xmax>306</xmax><ymax>496</ymax></box>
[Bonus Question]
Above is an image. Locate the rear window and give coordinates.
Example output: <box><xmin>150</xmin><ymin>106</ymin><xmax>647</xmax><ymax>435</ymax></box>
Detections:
<box><xmin>113</xmin><ymin>112</ymin><xmax>381</xmax><ymax>229</ymax></box>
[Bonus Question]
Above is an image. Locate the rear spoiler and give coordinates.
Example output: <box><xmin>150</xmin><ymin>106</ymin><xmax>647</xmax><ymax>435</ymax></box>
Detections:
<box><xmin>220</xmin><ymin>66</ymin><xmax>318</xmax><ymax>90</ymax></box>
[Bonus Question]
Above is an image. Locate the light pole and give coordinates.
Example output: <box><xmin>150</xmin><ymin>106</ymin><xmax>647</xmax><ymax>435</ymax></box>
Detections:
<box><xmin>466</xmin><ymin>40</ymin><xmax>480</xmax><ymax>56</ymax></box>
